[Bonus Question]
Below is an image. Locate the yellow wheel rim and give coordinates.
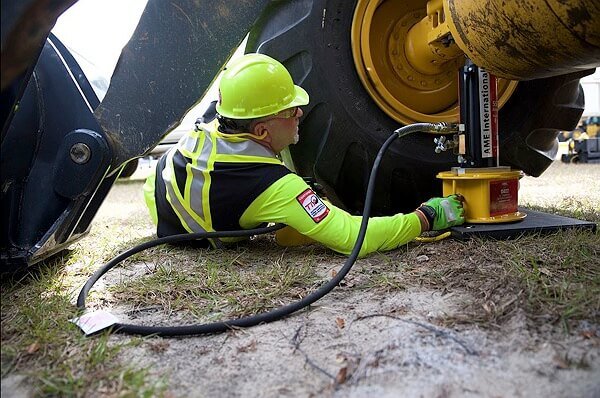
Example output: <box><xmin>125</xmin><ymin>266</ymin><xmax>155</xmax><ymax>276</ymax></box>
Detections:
<box><xmin>351</xmin><ymin>0</ymin><xmax>518</xmax><ymax>125</ymax></box>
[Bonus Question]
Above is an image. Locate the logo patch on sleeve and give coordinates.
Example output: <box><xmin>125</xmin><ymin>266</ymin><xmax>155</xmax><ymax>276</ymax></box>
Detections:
<box><xmin>296</xmin><ymin>188</ymin><xmax>330</xmax><ymax>223</ymax></box>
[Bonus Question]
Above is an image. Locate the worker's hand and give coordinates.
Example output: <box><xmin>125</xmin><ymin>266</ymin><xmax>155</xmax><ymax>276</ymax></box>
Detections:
<box><xmin>417</xmin><ymin>194</ymin><xmax>465</xmax><ymax>231</ymax></box>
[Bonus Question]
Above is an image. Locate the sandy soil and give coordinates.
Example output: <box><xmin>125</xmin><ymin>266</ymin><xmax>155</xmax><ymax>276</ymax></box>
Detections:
<box><xmin>110</xmin><ymin>287</ymin><xmax>600</xmax><ymax>397</ymax></box>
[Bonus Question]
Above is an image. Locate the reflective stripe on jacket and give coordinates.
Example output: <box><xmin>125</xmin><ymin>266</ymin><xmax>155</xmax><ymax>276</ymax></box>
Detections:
<box><xmin>148</xmin><ymin>121</ymin><xmax>291</xmax><ymax>243</ymax></box>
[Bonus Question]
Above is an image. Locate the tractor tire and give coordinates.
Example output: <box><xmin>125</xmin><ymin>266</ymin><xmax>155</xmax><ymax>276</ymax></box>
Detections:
<box><xmin>247</xmin><ymin>0</ymin><xmax>588</xmax><ymax>215</ymax></box>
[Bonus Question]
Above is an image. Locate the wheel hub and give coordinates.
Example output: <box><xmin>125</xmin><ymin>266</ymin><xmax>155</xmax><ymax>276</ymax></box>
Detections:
<box><xmin>351</xmin><ymin>0</ymin><xmax>518</xmax><ymax>125</ymax></box>
<box><xmin>388</xmin><ymin>11</ymin><xmax>458</xmax><ymax>91</ymax></box>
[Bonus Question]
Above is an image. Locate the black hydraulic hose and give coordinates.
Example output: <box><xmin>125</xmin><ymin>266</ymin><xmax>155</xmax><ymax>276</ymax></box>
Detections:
<box><xmin>77</xmin><ymin>123</ymin><xmax>444</xmax><ymax>336</ymax></box>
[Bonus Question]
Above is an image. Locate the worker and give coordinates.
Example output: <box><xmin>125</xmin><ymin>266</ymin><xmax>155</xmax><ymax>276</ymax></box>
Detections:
<box><xmin>143</xmin><ymin>53</ymin><xmax>465</xmax><ymax>255</ymax></box>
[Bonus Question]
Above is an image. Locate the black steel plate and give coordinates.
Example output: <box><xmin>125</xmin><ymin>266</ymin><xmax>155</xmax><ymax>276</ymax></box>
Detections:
<box><xmin>451</xmin><ymin>208</ymin><xmax>597</xmax><ymax>240</ymax></box>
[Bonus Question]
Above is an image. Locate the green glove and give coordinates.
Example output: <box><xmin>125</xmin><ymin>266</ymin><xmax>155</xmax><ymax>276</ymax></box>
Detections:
<box><xmin>418</xmin><ymin>194</ymin><xmax>465</xmax><ymax>231</ymax></box>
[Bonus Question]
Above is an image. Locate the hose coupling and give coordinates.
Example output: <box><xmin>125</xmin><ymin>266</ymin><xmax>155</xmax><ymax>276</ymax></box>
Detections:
<box><xmin>428</xmin><ymin>122</ymin><xmax>459</xmax><ymax>133</ymax></box>
<box><xmin>393</xmin><ymin>122</ymin><xmax>460</xmax><ymax>139</ymax></box>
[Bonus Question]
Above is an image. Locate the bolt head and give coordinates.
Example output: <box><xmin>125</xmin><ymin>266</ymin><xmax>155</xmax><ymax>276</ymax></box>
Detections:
<box><xmin>70</xmin><ymin>143</ymin><xmax>91</xmax><ymax>164</ymax></box>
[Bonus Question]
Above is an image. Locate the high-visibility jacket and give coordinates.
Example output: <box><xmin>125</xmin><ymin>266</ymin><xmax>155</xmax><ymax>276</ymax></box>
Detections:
<box><xmin>144</xmin><ymin>122</ymin><xmax>423</xmax><ymax>256</ymax></box>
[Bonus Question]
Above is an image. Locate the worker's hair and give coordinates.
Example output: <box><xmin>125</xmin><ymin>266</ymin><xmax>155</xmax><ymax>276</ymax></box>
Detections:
<box><xmin>193</xmin><ymin>100</ymin><xmax>253</xmax><ymax>134</ymax></box>
<box><xmin>215</xmin><ymin>114</ymin><xmax>254</xmax><ymax>134</ymax></box>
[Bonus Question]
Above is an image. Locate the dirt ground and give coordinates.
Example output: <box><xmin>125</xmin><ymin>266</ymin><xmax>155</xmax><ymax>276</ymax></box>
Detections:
<box><xmin>108</xmin><ymin>288</ymin><xmax>599</xmax><ymax>398</ymax></box>
<box><xmin>3</xmin><ymin>161</ymin><xmax>600</xmax><ymax>397</ymax></box>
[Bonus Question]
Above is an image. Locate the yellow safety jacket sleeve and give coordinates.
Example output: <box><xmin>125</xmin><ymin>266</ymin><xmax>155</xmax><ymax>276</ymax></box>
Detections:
<box><xmin>239</xmin><ymin>173</ymin><xmax>422</xmax><ymax>257</ymax></box>
<box><xmin>143</xmin><ymin>170</ymin><xmax>158</xmax><ymax>226</ymax></box>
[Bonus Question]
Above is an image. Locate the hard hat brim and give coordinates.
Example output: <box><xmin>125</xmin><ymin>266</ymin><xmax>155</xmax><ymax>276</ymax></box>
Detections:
<box><xmin>288</xmin><ymin>85</ymin><xmax>310</xmax><ymax>108</ymax></box>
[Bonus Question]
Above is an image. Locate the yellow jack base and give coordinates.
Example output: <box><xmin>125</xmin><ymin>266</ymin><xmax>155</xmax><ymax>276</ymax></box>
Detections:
<box><xmin>437</xmin><ymin>167</ymin><xmax>527</xmax><ymax>224</ymax></box>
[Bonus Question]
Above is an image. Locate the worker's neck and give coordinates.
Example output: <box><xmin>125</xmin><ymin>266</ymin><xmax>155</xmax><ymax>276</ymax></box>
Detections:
<box><xmin>248</xmin><ymin>135</ymin><xmax>278</xmax><ymax>155</ymax></box>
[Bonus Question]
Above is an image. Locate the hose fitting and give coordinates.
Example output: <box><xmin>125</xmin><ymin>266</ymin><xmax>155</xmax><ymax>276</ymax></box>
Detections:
<box><xmin>394</xmin><ymin>122</ymin><xmax>459</xmax><ymax>137</ymax></box>
<box><xmin>427</xmin><ymin>122</ymin><xmax>459</xmax><ymax>134</ymax></box>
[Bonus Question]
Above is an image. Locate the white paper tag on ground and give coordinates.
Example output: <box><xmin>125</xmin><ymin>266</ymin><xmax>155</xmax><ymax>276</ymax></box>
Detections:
<box><xmin>71</xmin><ymin>310</ymin><xmax>119</xmax><ymax>335</ymax></box>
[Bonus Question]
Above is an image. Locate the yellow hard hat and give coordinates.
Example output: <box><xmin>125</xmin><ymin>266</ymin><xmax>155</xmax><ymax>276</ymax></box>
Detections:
<box><xmin>216</xmin><ymin>53</ymin><xmax>309</xmax><ymax>119</ymax></box>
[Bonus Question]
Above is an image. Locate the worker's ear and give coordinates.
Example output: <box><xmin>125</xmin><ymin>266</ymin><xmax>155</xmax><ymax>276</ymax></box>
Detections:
<box><xmin>251</xmin><ymin>121</ymin><xmax>272</xmax><ymax>143</ymax></box>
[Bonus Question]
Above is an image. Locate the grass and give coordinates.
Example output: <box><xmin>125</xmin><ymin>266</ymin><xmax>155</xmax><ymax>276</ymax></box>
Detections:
<box><xmin>507</xmin><ymin>231</ymin><xmax>599</xmax><ymax>326</ymax></box>
<box><xmin>108</xmin><ymin>242</ymin><xmax>322</xmax><ymax>322</ymax></box>
<box><xmin>388</xmin><ymin>229</ymin><xmax>599</xmax><ymax>331</ymax></box>
<box><xmin>522</xmin><ymin>201</ymin><xmax>600</xmax><ymax>224</ymax></box>
<box><xmin>1</xmin><ymin>162</ymin><xmax>599</xmax><ymax>394</ymax></box>
<box><xmin>0</xmin><ymin>198</ymin><xmax>166</xmax><ymax>396</ymax></box>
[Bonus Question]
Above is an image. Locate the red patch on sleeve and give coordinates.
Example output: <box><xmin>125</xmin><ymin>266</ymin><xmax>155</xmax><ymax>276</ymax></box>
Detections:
<box><xmin>296</xmin><ymin>188</ymin><xmax>330</xmax><ymax>223</ymax></box>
